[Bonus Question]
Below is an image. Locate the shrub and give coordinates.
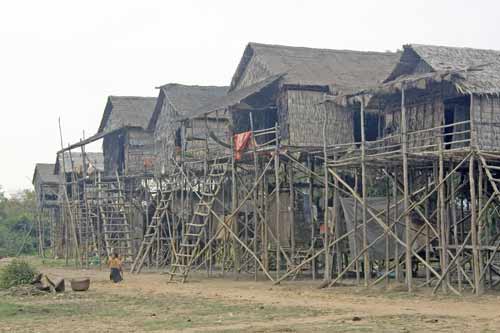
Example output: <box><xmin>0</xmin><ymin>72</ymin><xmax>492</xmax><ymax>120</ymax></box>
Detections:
<box><xmin>0</xmin><ymin>260</ymin><xmax>38</xmax><ymax>289</ymax></box>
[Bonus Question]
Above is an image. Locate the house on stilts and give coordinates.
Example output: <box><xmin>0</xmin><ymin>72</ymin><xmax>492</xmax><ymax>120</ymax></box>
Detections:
<box><xmin>162</xmin><ymin>42</ymin><xmax>401</xmax><ymax>282</ymax></box>
<box><xmin>328</xmin><ymin>44</ymin><xmax>500</xmax><ymax>294</ymax></box>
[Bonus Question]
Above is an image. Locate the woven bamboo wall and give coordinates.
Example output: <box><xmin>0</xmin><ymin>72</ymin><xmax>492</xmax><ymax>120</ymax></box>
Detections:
<box><xmin>103</xmin><ymin>131</ymin><xmax>125</xmax><ymax>176</ymax></box>
<box><xmin>267</xmin><ymin>192</ymin><xmax>292</xmax><ymax>247</ymax></box>
<box><xmin>283</xmin><ymin>89</ymin><xmax>354</xmax><ymax>147</ymax></box>
<box><xmin>185</xmin><ymin>113</ymin><xmax>231</xmax><ymax>162</ymax></box>
<box><xmin>125</xmin><ymin>129</ymin><xmax>154</xmax><ymax>175</ymax></box>
<box><xmin>473</xmin><ymin>95</ymin><xmax>500</xmax><ymax>151</ymax></box>
<box><xmin>153</xmin><ymin>101</ymin><xmax>179</xmax><ymax>176</ymax></box>
<box><xmin>232</xmin><ymin>56</ymin><xmax>270</xmax><ymax>91</ymax></box>
<box><xmin>266</xmin><ymin>190</ymin><xmax>311</xmax><ymax>248</ymax></box>
<box><xmin>384</xmin><ymin>95</ymin><xmax>444</xmax><ymax>149</ymax></box>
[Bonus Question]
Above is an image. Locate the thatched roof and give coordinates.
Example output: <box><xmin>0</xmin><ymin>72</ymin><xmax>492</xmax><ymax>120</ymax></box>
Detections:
<box><xmin>32</xmin><ymin>163</ymin><xmax>58</xmax><ymax>185</ymax></box>
<box><xmin>54</xmin><ymin>152</ymin><xmax>104</xmax><ymax>174</ymax></box>
<box><xmin>191</xmin><ymin>75</ymin><xmax>283</xmax><ymax>116</ymax></box>
<box><xmin>148</xmin><ymin>84</ymin><xmax>227</xmax><ymax>129</ymax></box>
<box><xmin>384</xmin><ymin>44</ymin><xmax>500</xmax><ymax>95</ymax></box>
<box><xmin>98</xmin><ymin>96</ymin><xmax>157</xmax><ymax>133</ymax></box>
<box><xmin>230</xmin><ymin>42</ymin><xmax>400</xmax><ymax>94</ymax></box>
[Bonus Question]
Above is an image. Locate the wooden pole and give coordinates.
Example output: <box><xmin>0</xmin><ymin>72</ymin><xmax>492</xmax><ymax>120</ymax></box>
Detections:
<box><xmin>231</xmin><ymin>132</ymin><xmax>240</xmax><ymax>273</ymax></box>
<box><xmin>262</xmin><ymin>165</ymin><xmax>269</xmax><ymax>272</ymax></box>
<box><xmin>385</xmin><ymin>174</ymin><xmax>390</xmax><ymax>288</ymax></box>
<box><xmin>274</xmin><ymin>122</ymin><xmax>281</xmax><ymax>280</ymax></box>
<box><xmin>425</xmin><ymin>174</ymin><xmax>431</xmax><ymax>285</ymax></box>
<box><xmin>478</xmin><ymin>159</ymin><xmax>484</xmax><ymax>292</ymax></box>
<box><xmin>57</xmin><ymin>118</ymin><xmax>81</xmax><ymax>266</ymax></box>
<box><xmin>470</xmin><ymin>154</ymin><xmax>481</xmax><ymax>295</ymax></box>
<box><xmin>450</xmin><ymin>167</ymin><xmax>462</xmax><ymax>291</ymax></box>
<box><xmin>322</xmin><ymin>111</ymin><xmax>331</xmax><ymax>282</ymax></box>
<box><xmin>400</xmin><ymin>87</ymin><xmax>412</xmax><ymax>292</ymax></box>
<box><xmin>438</xmin><ymin>126</ymin><xmax>448</xmax><ymax>293</ymax></box>
<box><xmin>289</xmin><ymin>164</ymin><xmax>296</xmax><ymax>263</ymax></box>
<box><xmin>249</xmin><ymin>113</ymin><xmax>260</xmax><ymax>281</ymax></box>
<box><xmin>308</xmin><ymin>155</ymin><xmax>316</xmax><ymax>280</ymax></box>
<box><xmin>37</xmin><ymin>212</ymin><xmax>44</xmax><ymax>257</ymax></box>
<box><xmin>469</xmin><ymin>94</ymin><xmax>481</xmax><ymax>295</ymax></box>
<box><xmin>360</xmin><ymin>99</ymin><xmax>369</xmax><ymax>286</ymax></box>
<box><xmin>354</xmin><ymin>171</ymin><xmax>360</xmax><ymax>284</ymax></box>
<box><xmin>332</xmin><ymin>153</ymin><xmax>341</xmax><ymax>277</ymax></box>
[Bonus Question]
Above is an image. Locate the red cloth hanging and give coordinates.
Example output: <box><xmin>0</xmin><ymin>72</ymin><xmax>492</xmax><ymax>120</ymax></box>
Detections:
<box><xmin>234</xmin><ymin>131</ymin><xmax>252</xmax><ymax>160</ymax></box>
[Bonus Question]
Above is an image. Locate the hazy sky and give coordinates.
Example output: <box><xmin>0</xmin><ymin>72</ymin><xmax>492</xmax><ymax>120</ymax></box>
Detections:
<box><xmin>1</xmin><ymin>0</ymin><xmax>499</xmax><ymax>194</ymax></box>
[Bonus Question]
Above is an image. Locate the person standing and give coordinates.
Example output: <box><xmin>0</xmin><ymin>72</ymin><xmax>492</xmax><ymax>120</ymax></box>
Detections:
<box><xmin>109</xmin><ymin>253</ymin><xmax>123</xmax><ymax>283</ymax></box>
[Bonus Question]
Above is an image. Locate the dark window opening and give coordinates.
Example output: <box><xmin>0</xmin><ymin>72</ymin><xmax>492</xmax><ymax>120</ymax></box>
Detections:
<box><xmin>353</xmin><ymin>109</ymin><xmax>382</xmax><ymax>145</ymax></box>
<box><xmin>443</xmin><ymin>96</ymin><xmax>470</xmax><ymax>150</ymax></box>
<box><xmin>443</xmin><ymin>106</ymin><xmax>455</xmax><ymax>149</ymax></box>
<box><xmin>175</xmin><ymin>128</ymin><xmax>182</xmax><ymax>147</ymax></box>
<box><xmin>117</xmin><ymin>133</ymin><xmax>125</xmax><ymax>174</ymax></box>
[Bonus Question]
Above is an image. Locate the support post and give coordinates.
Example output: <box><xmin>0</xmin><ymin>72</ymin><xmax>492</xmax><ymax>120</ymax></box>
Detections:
<box><xmin>438</xmin><ymin>126</ymin><xmax>448</xmax><ymax>292</ymax></box>
<box><xmin>360</xmin><ymin>99</ymin><xmax>369</xmax><ymax>286</ymax></box>
<box><xmin>274</xmin><ymin>123</ymin><xmax>281</xmax><ymax>280</ymax></box>
<box><xmin>289</xmin><ymin>164</ymin><xmax>295</xmax><ymax>263</ymax></box>
<box><xmin>249</xmin><ymin>113</ymin><xmax>260</xmax><ymax>280</ymax></box>
<box><xmin>400</xmin><ymin>87</ymin><xmax>412</xmax><ymax>292</ymax></box>
<box><xmin>470</xmin><ymin>154</ymin><xmax>481</xmax><ymax>295</ymax></box>
<box><xmin>322</xmin><ymin>112</ymin><xmax>331</xmax><ymax>282</ymax></box>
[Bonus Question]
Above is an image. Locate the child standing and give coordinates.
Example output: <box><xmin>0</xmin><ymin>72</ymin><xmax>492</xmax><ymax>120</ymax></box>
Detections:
<box><xmin>108</xmin><ymin>253</ymin><xmax>123</xmax><ymax>283</ymax></box>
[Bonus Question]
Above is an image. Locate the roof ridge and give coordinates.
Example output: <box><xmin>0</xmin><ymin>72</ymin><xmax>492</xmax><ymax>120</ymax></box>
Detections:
<box><xmin>247</xmin><ymin>42</ymin><xmax>397</xmax><ymax>56</ymax></box>
<box><xmin>158</xmin><ymin>83</ymin><xmax>228</xmax><ymax>89</ymax></box>
<box><xmin>109</xmin><ymin>95</ymin><xmax>156</xmax><ymax>100</ymax></box>
<box><xmin>407</xmin><ymin>43</ymin><xmax>500</xmax><ymax>54</ymax></box>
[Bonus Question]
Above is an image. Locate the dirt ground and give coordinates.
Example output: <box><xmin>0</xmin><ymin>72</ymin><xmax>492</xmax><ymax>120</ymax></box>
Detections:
<box><xmin>1</xmin><ymin>259</ymin><xmax>500</xmax><ymax>332</ymax></box>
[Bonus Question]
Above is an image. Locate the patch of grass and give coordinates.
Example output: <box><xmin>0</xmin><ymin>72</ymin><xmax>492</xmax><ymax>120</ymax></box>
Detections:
<box><xmin>119</xmin><ymin>293</ymin><xmax>324</xmax><ymax>331</ymax></box>
<box><xmin>277</xmin><ymin>313</ymin><xmax>466</xmax><ymax>333</ymax></box>
<box><xmin>0</xmin><ymin>300</ymin><xmax>81</xmax><ymax>320</ymax></box>
<box><xmin>23</xmin><ymin>256</ymin><xmax>75</xmax><ymax>269</ymax></box>
<box><xmin>0</xmin><ymin>289</ymin><xmax>480</xmax><ymax>333</ymax></box>
<box><xmin>0</xmin><ymin>260</ymin><xmax>38</xmax><ymax>289</ymax></box>
<box><xmin>1</xmin><ymin>286</ymin><xmax>326</xmax><ymax>332</ymax></box>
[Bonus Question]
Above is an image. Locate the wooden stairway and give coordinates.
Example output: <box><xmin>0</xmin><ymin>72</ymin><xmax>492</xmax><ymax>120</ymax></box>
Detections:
<box><xmin>130</xmin><ymin>188</ymin><xmax>175</xmax><ymax>273</ymax></box>
<box><xmin>166</xmin><ymin>162</ymin><xmax>228</xmax><ymax>283</ymax></box>
<box><xmin>99</xmin><ymin>181</ymin><xmax>134</xmax><ymax>264</ymax></box>
<box><xmin>76</xmin><ymin>197</ymin><xmax>98</xmax><ymax>264</ymax></box>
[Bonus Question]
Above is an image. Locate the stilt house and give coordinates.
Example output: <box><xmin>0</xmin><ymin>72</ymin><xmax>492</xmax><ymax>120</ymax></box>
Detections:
<box><xmin>32</xmin><ymin>163</ymin><xmax>59</xmax><ymax>209</ymax></box>
<box><xmin>224</xmin><ymin>43</ymin><xmax>400</xmax><ymax>147</ymax></box>
<box><xmin>366</xmin><ymin>44</ymin><xmax>500</xmax><ymax>152</ymax></box>
<box><xmin>147</xmin><ymin>84</ymin><xmax>227</xmax><ymax>175</ymax></box>
<box><xmin>97</xmin><ymin>96</ymin><xmax>157</xmax><ymax>176</ymax></box>
<box><xmin>187</xmin><ymin>43</ymin><xmax>400</xmax><ymax>258</ymax></box>
<box><xmin>54</xmin><ymin>152</ymin><xmax>104</xmax><ymax>200</ymax></box>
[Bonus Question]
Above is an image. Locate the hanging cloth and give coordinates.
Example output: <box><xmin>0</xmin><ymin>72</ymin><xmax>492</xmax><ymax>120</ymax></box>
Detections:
<box><xmin>233</xmin><ymin>131</ymin><xmax>252</xmax><ymax>160</ymax></box>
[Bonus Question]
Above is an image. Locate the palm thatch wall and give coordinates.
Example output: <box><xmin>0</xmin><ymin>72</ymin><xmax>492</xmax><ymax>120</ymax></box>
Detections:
<box><xmin>149</xmin><ymin>84</ymin><xmax>227</xmax><ymax>175</ymax></box>
<box><xmin>281</xmin><ymin>88</ymin><xmax>354</xmax><ymax>147</ymax></box>
<box><xmin>472</xmin><ymin>95</ymin><xmax>500</xmax><ymax>151</ymax></box>
<box><xmin>124</xmin><ymin>128</ymin><xmax>155</xmax><ymax>175</ymax></box>
<box><xmin>266</xmin><ymin>190</ymin><xmax>312</xmax><ymax>249</ymax></box>
<box><xmin>183</xmin><ymin>111</ymin><xmax>231</xmax><ymax>162</ymax></box>
<box><xmin>370</xmin><ymin>44</ymin><xmax>500</xmax><ymax>151</ymax></box>
<box><xmin>97</xmin><ymin>96</ymin><xmax>157</xmax><ymax>176</ymax></box>
<box><xmin>228</xmin><ymin>43</ymin><xmax>399</xmax><ymax>147</ymax></box>
<box><xmin>32</xmin><ymin>163</ymin><xmax>59</xmax><ymax>208</ymax></box>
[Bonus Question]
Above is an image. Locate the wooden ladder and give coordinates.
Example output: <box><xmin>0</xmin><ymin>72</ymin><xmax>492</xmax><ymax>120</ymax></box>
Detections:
<box><xmin>100</xmin><ymin>182</ymin><xmax>134</xmax><ymax>264</ymax></box>
<box><xmin>77</xmin><ymin>197</ymin><xmax>97</xmax><ymax>264</ymax></box>
<box><xmin>166</xmin><ymin>162</ymin><xmax>228</xmax><ymax>283</ymax></box>
<box><xmin>130</xmin><ymin>188</ymin><xmax>175</xmax><ymax>273</ymax></box>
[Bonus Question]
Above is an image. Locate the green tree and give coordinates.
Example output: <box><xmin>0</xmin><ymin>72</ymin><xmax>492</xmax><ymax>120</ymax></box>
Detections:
<box><xmin>0</xmin><ymin>187</ymin><xmax>38</xmax><ymax>257</ymax></box>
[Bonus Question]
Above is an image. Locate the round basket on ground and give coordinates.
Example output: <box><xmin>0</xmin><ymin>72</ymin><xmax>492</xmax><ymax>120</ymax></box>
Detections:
<box><xmin>70</xmin><ymin>278</ymin><xmax>90</xmax><ymax>291</ymax></box>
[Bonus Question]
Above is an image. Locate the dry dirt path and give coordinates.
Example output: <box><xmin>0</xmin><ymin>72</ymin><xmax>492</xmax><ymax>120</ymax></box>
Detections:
<box><xmin>2</xmin><ymin>263</ymin><xmax>500</xmax><ymax>332</ymax></box>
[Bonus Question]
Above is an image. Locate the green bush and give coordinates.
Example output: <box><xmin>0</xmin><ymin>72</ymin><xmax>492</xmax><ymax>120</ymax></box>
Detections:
<box><xmin>0</xmin><ymin>260</ymin><xmax>38</xmax><ymax>289</ymax></box>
